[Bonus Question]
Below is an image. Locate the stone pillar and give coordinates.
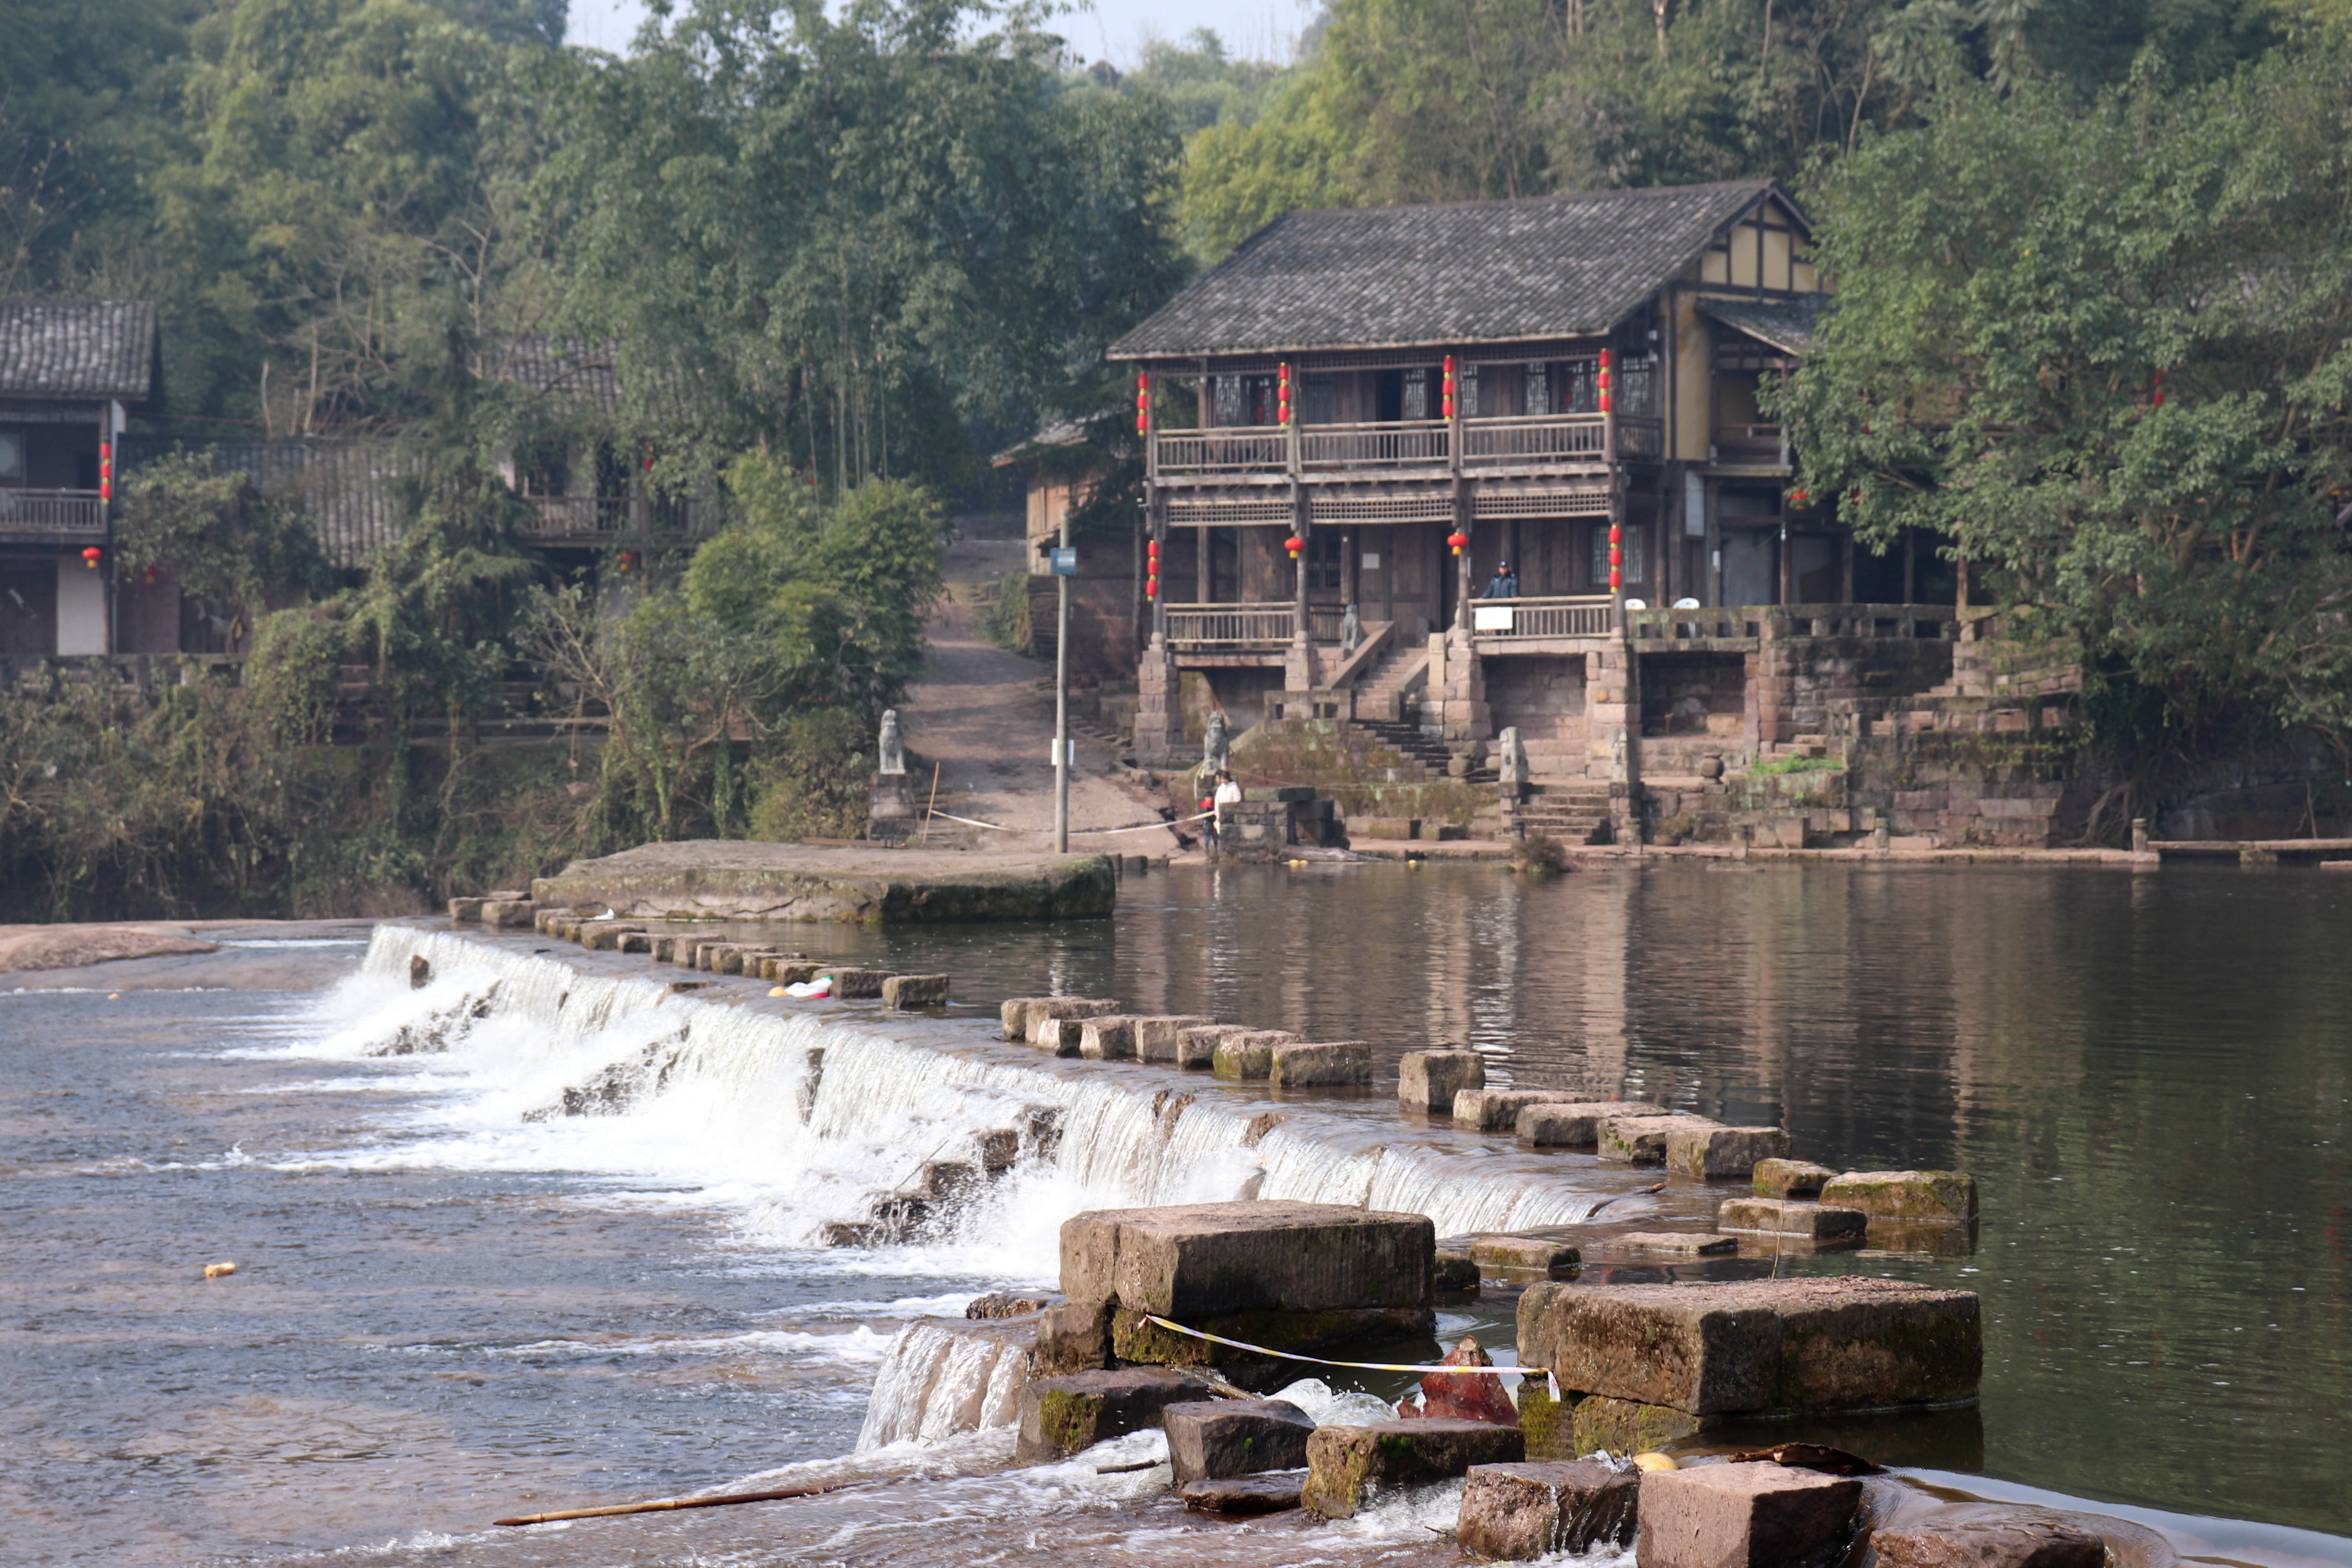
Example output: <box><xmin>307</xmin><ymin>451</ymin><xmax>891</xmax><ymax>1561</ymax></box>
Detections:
<box><xmin>1435</xmin><ymin>626</ymin><xmax>1490</xmax><ymax>746</ymax></box>
<box><xmin>1134</xmin><ymin>634</ymin><xmax>1178</xmax><ymax>764</ymax></box>
<box><xmin>1587</xmin><ymin>638</ymin><xmax>1642</xmax><ymax>840</ymax></box>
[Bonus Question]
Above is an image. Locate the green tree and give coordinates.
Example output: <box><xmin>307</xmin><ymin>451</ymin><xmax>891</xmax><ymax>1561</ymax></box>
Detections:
<box><xmin>1777</xmin><ymin>49</ymin><xmax>2352</xmax><ymax>786</ymax></box>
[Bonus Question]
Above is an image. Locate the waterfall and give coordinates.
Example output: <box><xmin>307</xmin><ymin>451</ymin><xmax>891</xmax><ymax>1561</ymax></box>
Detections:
<box><xmin>334</xmin><ymin>926</ymin><xmax>1624</xmax><ymax>1448</ymax></box>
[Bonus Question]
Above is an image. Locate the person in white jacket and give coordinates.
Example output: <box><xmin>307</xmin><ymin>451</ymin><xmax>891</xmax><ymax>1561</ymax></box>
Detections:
<box><xmin>1208</xmin><ymin>769</ymin><xmax>1242</xmax><ymax>855</ymax></box>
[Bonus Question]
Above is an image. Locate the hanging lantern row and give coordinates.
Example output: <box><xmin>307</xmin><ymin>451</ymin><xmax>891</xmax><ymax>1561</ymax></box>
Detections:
<box><xmin>1441</xmin><ymin>356</ymin><xmax>1457</xmax><ymax>421</ymax></box>
<box><xmin>1446</xmin><ymin>530</ymin><xmax>1469</xmax><ymax>556</ymax></box>
<box><xmin>1597</xmin><ymin>350</ymin><xmax>1613</xmax><ymax>416</ymax></box>
<box><xmin>1607</xmin><ymin>523</ymin><xmax>1623</xmax><ymax>592</ymax></box>
<box><xmin>1285</xmin><ymin>534</ymin><xmax>1305</xmax><ymax>559</ymax></box>
<box><xmin>1136</xmin><ymin>372</ymin><xmax>1151</xmax><ymax>436</ymax></box>
<box><xmin>1787</xmin><ymin>488</ymin><xmax>1811</xmax><ymax>509</ymax></box>
<box><xmin>1276</xmin><ymin>363</ymin><xmax>1292</xmax><ymax>426</ymax></box>
<box><xmin>98</xmin><ymin>441</ymin><xmax>113</xmax><ymax>503</ymax></box>
<box><xmin>81</xmin><ymin>546</ymin><xmax>103</xmax><ymax>570</ymax></box>
<box><xmin>1145</xmin><ymin>537</ymin><xmax>1160</xmax><ymax>600</ymax></box>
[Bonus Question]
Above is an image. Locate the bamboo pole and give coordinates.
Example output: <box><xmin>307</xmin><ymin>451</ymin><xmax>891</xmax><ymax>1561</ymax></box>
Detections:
<box><xmin>493</xmin><ymin>1480</ymin><xmax>864</xmax><ymax>1527</ymax></box>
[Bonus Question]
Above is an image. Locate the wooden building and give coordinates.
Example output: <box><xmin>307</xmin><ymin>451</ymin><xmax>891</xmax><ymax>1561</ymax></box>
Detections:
<box><xmin>0</xmin><ymin>298</ymin><xmax>159</xmax><ymax>655</ymax></box>
<box><xmin>1110</xmin><ymin>180</ymin><xmax>1949</xmax><ymax>793</ymax></box>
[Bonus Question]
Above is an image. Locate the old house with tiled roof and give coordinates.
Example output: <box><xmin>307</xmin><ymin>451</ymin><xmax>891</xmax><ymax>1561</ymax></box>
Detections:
<box><xmin>1111</xmin><ymin>181</ymin><xmax>1964</xmax><ymax>840</ymax></box>
<box><xmin>0</xmin><ymin>298</ymin><xmax>159</xmax><ymax>655</ymax></box>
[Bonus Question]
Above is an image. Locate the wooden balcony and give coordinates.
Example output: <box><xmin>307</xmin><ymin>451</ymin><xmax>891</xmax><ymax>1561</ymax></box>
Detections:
<box><xmin>0</xmin><ymin>488</ymin><xmax>105</xmax><ymax>542</ymax></box>
<box><xmin>1468</xmin><ymin>595</ymin><xmax>1619</xmax><ymax>644</ymax></box>
<box><xmin>514</xmin><ymin>494</ymin><xmax>723</xmax><ymax>542</ymax></box>
<box><xmin>1711</xmin><ymin>423</ymin><xmax>1786</xmax><ymax>466</ymax></box>
<box><xmin>1165</xmin><ymin>602</ymin><xmax>1295</xmax><ymax>649</ymax></box>
<box><xmin>1153</xmin><ymin>412</ymin><xmax>1637</xmax><ymax>481</ymax></box>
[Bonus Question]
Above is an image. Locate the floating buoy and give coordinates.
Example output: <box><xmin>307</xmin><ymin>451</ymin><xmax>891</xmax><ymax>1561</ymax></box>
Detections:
<box><xmin>1632</xmin><ymin>1452</ymin><xmax>1677</xmax><ymax>1472</ymax></box>
<box><xmin>203</xmin><ymin>1261</ymin><xmax>237</xmax><ymax>1279</ymax></box>
<box><xmin>769</xmin><ymin>985</ymin><xmax>789</xmax><ymax>998</ymax></box>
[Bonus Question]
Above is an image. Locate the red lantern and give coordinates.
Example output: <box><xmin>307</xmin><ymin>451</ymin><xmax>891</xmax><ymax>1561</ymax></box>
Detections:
<box><xmin>2151</xmin><ymin>370</ymin><xmax>2164</xmax><ymax>408</ymax></box>
<box><xmin>1788</xmin><ymin>488</ymin><xmax>1810</xmax><ymax>508</ymax></box>
<box><xmin>1136</xmin><ymin>372</ymin><xmax>1151</xmax><ymax>435</ymax></box>
<box><xmin>1446</xmin><ymin>530</ymin><xmax>1469</xmax><ymax>556</ymax></box>
<box><xmin>1597</xmin><ymin>349</ymin><xmax>1613</xmax><ymax>416</ymax></box>
<box><xmin>1146</xmin><ymin>538</ymin><xmax>1159</xmax><ymax>559</ymax></box>
<box><xmin>1441</xmin><ymin>355</ymin><xmax>1457</xmax><ymax>421</ymax></box>
<box><xmin>1607</xmin><ymin>523</ymin><xmax>1622</xmax><ymax>592</ymax></box>
<box><xmin>1277</xmin><ymin>364</ymin><xmax>1292</xmax><ymax>426</ymax></box>
<box><xmin>617</xmin><ymin>550</ymin><xmax>637</xmax><ymax>573</ymax></box>
<box><xmin>143</xmin><ymin>564</ymin><xmax>159</xmax><ymax>585</ymax></box>
<box><xmin>98</xmin><ymin>441</ymin><xmax>112</xmax><ymax>503</ymax></box>
<box><xmin>81</xmin><ymin>546</ymin><xmax>102</xmax><ymax>569</ymax></box>
<box><xmin>1284</xmin><ymin>534</ymin><xmax>1304</xmax><ymax>559</ymax></box>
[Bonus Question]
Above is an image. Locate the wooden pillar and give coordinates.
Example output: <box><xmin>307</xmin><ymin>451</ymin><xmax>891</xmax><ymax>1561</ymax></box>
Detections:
<box><xmin>1779</xmin><ymin>521</ymin><xmax>1795</xmax><ymax>606</ymax></box>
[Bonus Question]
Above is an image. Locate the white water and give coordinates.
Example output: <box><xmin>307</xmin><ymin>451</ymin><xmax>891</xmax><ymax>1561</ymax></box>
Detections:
<box><xmin>289</xmin><ymin>927</ymin><xmax>1624</xmax><ymax>1451</ymax></box>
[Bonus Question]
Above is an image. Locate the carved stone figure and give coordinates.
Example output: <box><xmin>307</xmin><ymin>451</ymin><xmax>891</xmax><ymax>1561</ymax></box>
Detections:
<box><xmin>1497</xmin><ymin>726</ymin><xmax>1527</xmax><ymax>793</ymax></box>
<box><xmin>1202</xmin><ymin>710</ymin><xmax>1230</xmax><ymax>772</ymax></box>
<box><xmin>877</xmin><ymin>709</ymin><xmax>907</xmax><ymax>776</ymax></box>
<box><xmin>1339</xmin><ymin>602</ymin><xmax>1362</xmax><ymax>653</ymax></box>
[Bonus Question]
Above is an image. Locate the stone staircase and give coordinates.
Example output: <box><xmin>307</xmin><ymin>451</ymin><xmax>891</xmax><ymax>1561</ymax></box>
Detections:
<box><xmin>1511</xmin><ymin>781</ymin><xmax>1613</xmax><ymax>845</ymax></box>
<box><xmin>1343</xmin><ymin>643</ymin><xmax>1503</xmax><ymax>784</ymax></box>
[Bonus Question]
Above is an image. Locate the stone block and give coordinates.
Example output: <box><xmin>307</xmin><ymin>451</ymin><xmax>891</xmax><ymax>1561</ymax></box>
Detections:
<box><xmin>1243</xmin><ymin>784</ymin><xmax>1315</xmax><ymax>802</ymax></box>
<box><xmin>1634</xmin><ymin>1461</ymin><xmax>1861</xmax><ymax>1568</ymax></box>
<box><xmin>618</xmin><ymin>933</ymin><xmax>656</xmax><ymax>954</ymax></box>
<box><xmin>1161</xmin><ymin>1397</ymin><xmax>1316</xmax><ymax>1484</ymax></box>
<box><xmin>1078</xmin><ymin>1014</ymin><xmax>1141</xmax><ymax>1060</ymax></box>
<box><xmin>1001</xmin><ymin>996</ymin><xmax>1046</xmax><ymax>1038</ymax></box>
<box><xmin>1133</xmin><ymin>1015</ymin><xmax>1217</xmax><ymax>1063</ymax></box>
<box><xmin>1111</xmin><ymin>1305</ymin><xmax>1434</xmax><ymax>1387</ymax></box>
<box><xmin>1302</xmin><ymin>1419</ymin><xmax>1526</xmax><ymax>1518</ymax></box>
<box><xmin>1518</xmin><ymin>1100</ymin><xmax>1670</xmax><ymax>1146</ymax></box>
<box><xmin>1177</xmin><ymin>1024</ymin><xmax>1250</xmax><ymax>1070</ymax></box>
<box><xmin>1060</xmin><ymin>1201</ymin><xmax>1434</xmax><ymax>1317</ymax></box>
<box><xmin>1871</xmin><ymin>1512</ymin><xmax>2107</xmax><ymax>1568</ymax></box>
<box><xmin>1717</xmin><ymin>1199</ymin><xmax>1867</xmax><ymax>1240</ymax></box>
<box><xmin>828</xmin><ymin>967</ymin><xmax>891</xmax><ymax>999</ymax></box>
<box><xmin>1023</xmin><ymin>997</ymin><xmax>1121</xmax><ymax>1045</ymax></box>
<box><xmin>1752</xmin><ymin>1159</ymin><xmax>1839</xmax><ymax>1199</ymax></box>
<box><xmin>1614</xmin><ymin>1232</ymin><xmax>1737</xmax><ymax>1256</ymax></box>
<box><xmin>1820</xmin><ymin>1170</ymin><xmax>1979</xmax><ymax>1223</ymax></box>
<box><xmin>770</xmin><ymin>960</ymin><xmax>822</xmax><ymax>986</ymax></box>
<box><xmin>579</xmin><ymin>924</ymin><xmax>644</xmax><ymax>951</ymax></box>
<box><xmin>1455</xmin><ymin>1461</ymin><xmax>1640</xmax><ymax>1561</ymax></box>
<box><xmin>1269</xmin><ymin>1041</ymin><xmax>1372</xmax><ymax>1088</ymax></box>
<box><xmin>1469</xmin><ymin>1236</ymin><xmax>1582</xmax><ymax>1278</ymax></box>
<box><xmin>1434</xmin><ymin>1250</ymin><xmax>1479</xmax><ymax>1292</ymax></box>
<box><xmin>1600</xmin><ymin>1113</ymin><xmax>1720</xmax><ymax>1164</ymax></box>
<box><xmin>882</xmin><ymin>973</ymin><xmax>950</xmax><ymax>1008</ymax></box>
<box><xmin>447</xmin><ymin>897</ymin><xmax>486</xmax><ymax>922</ymax></box>
<box><xmin>1517</xmin><ymin>1386</ymin><xmax>1704</xmax><ymax>1460</ymax></box>
<box><xmin>1665</xmin><ymin>1123</ymin><xmax>1789</xmax><ymax>1179</ymax></box>
<box><xmin>1454</xmin><ymin>1087</ymin><xmax>1568</xmax><ymax>1133</ymax></box>
<box><xmin>1518</xmin><ymin>1278</ymin><xmax>1981</xmax><ymax>1417</ymax></box>
<box><xmin>1212</xmin><ymin>1031</ymin><xmax>1298</xmax><ymax>1080</ymax></box>
<box><xmin>1359</xmin><ymin>817</ymin><xmax>1420</xmax><ymax>840</ymax></box>
<box><xmin>1178</xmin><ymin>1472</ymin><xmax>1305</xmax><ymax>1514</ymax></box>
<box><xmin>1397</xmin><ymin>1049</ymin><xmax>1485</xmax><ymax>1114</ymax></box>
<box><xmin>1013</xmin><ymin>1368</ymin><xmax>1212</xmax><ymax>1464</ymax></box>
<box><xmin>1032</xmin><ymin>1299</ymin><xmax>1112</xmax><ymax>1375</ymax></box>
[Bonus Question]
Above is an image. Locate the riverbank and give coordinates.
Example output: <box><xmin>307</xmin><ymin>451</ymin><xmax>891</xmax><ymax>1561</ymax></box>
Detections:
<box><xmin>528</xmin><ymin>841</ymin><xmax>1118</xmax><ymax>922</ymax></box>
<box><xmin>0</xmin><ymin>918</ymin><xmax>377</xmax><ymax>989</ymax></box>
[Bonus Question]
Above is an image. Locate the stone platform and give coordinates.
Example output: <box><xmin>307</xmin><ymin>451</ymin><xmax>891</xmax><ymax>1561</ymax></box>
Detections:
<box><xmin>529</xmin><ymin>841</ymin><xmax>1116</xmax><ymax>923</ymax></box>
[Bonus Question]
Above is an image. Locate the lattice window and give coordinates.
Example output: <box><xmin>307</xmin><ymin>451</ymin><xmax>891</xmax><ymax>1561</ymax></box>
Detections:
<box><xmin>1306</xmin><ymin>531</ymin><xmax>1344</xmax><ymax>592</ymax></box>
<box><xmin>1310</xmin><ymin>494</ymin><xmax>1452</xmax><ymax>523</ymax></box>
<box><xmin>1170</xmin><ymin>500</ymin><xmax>1293</xmax><ymax>525</ymax></box>
<box><xmin>1401</xmin><ymin>369</ymin><xmax>1429</xmax><ymax>422</ymax></box>
<box><xmin>1473</xmin><ymin>489</ymin><xmax>1610</xmax><ymax>517</ymax></box>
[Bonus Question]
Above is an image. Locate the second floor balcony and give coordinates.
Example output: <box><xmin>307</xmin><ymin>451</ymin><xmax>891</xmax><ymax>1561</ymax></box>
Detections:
<box><xmin>0</xmin><ymin>488</ymin><xmax>106</xmax><ymax>544</ymax></box>
<box><xmin>1151</xmin><ymin>411</ymin><xmax>1663</xmax><ymax>481</ymax></box>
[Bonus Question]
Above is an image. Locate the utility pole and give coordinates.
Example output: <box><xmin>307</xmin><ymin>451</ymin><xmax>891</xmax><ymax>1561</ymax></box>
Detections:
<box><xmin>1054</xmin><ymin>510</ymin><xmax>1072</xmax><ymax>852</ymax></box>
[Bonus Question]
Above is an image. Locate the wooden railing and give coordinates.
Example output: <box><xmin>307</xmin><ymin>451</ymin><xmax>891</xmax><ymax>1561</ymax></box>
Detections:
<box><xmin>1461</xmin><ymin>414</ymin><xmax>1607</xmax><ymax>465</ymax></box>
<box><xmin>1304</xmin><ymin>604</ymin><xmax>1352</xmax><ymax>643</ymax></box>
<box><xmin>1154</xmin><ymin>426</ymin><xmax>1289</xmax><ymax>475</ymax></box>
<box><xmin>1615</xmin><ymin>417</ymin><xmax>1664</xmax><ymax>459</ymax></box>
<box><xmin>516</xmin><ymin>495</ymin><xmax>633</xmax><ymax>536</ymax></box>
<box><xmin>1165</xmin><ymin>602</ymin><xmax>1296</xmax><ymax>646</ymax></box>
<box><xmin>1468</xmin><ymin>595</ymin><xmax>1617</xmax><ymax>640</ymax></box>
<box><xmin>1626</xmin><ymin>603</ymin><xmax>1959</xmax><ymax>642</ymax></box>
<box><xmin>0</xmin><ymin>488</ymin><xmax>105</xmax><ymax>538</ymax></box>
<box><xmin>1301</xmin><ymin>421</ymin><xmax>1450</xmax><ymax>468</ymax></box>
<box><xmin>1712</xmin><ymin>423</ymin><xmax>1785</xmax><ymax>465</ymax></box>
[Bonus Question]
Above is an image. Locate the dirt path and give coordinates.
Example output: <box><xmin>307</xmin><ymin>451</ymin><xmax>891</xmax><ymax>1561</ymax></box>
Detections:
<box><xmin>896</xmin><ymin>541</ymin><xmax>1185</xmax><ymax>853</ymax></box>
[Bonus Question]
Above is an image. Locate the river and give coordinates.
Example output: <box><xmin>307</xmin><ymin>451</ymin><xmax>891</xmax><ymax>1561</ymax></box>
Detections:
<box><xmin>2</xmin><ymin>861</ymin><xmax>2346</xmax><ymax>1564</ymax></box>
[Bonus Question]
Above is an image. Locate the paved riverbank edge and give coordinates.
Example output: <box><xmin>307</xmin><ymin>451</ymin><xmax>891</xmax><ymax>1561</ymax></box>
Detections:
<box><xmin>532</xmin><ymin>841</ymin><xmax>1119</xmax><ymax>922</ymax></box>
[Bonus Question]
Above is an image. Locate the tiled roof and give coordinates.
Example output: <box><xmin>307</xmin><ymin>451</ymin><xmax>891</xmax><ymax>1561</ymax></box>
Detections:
<box><xmin>1111</xmin><ymin>181</ymin><xmax>1794</xmax><ymax>359</ymax></box>
<box><xmin>0</xmin><ymin>298</ymin><xmax>158</xmax><ymax>401</ymax></box>
<box><xmin>1698</xmin><ymin>293</ymin><xmax>1828</xmax><ymax>356</ymax></box>
<box><xmin>477</xmin><ymin>336</ymin><xmax>624</xmax><ymax>415</ymax></box>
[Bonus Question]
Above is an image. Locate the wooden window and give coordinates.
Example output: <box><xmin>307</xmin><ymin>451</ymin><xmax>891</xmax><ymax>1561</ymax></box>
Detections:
<box><xmin>1401</xmin><ymin>368</ymin><xmax>1429</xmax><ymax>421</ymax></box>
<box><xmin>1307</xmin><ymin>532</ymin><xmax>1345</xmax><ymax>593</ymax></box>
<box><xmin>1303</xmin><ymin>373</ymin><xmax>1337</xmax><ymax>425</ymax></box>
<box><xmin>1592</xmin><ymin>522</ymin><xmax>1646</xmax><ymax>585</ymax></box>
<box><xmin>1525</xmin><ymin>363</ymin><xmax>1551</xmax><ymax>416</ymax></box>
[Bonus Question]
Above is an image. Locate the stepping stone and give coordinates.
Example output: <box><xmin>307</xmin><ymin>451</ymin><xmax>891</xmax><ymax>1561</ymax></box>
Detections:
<box><xmin>1268</xmin><ymin>1041</ymin><xmax>1372</xmax><ymax>1087</ymax></box>
<box><xmin>1717</xmin><ymin>1198</ymin><xmax>1866</xmax><ymax>1240</ymax></box>
<box><xmin>1133</xmin><ymin>1015</ymin><xmax>1216</xmax><ymax>1063</ymax></box>
<box><xmin>1664</xmin><ymin>1123</ymin><xmax>1789</xmax><ymax>1179</ymax></box>
<box><xmin>1454</xmin><ymin>1088</ymin><xmax>1563</xmax><ymax>1132</ymax></box>
<box><xmin>1599</xmin><ymin>1112</ymin><xmax>1720</xmax><ymax>1164</ymax></box>
<box><xmin>1751</xmin><ymin>1158</ymin><xmax>1839</xmax><ymax>1198</ymax></box>
<box><xmin>882</xmin><ymin>973</ymin><xmax>949</xmax><ymax>1007</ymax></box>
<box><xmin>1518</xmin><ymin>1100</ymin><xmax>1670</xmax><ymax>1145</ymax></box>
<box><xmin>1210</xmin><ymin>1031</ymin><xmax>1297</xmax><ymax>1080</ymax></box>
<box><xmin>1161</xmin><ymin>1397</ymin><xmax>1314</xmax><ymax>1484</ymax></box>
<box><xmin>1636</xmin><ymin>1461</ymin><xmax>1861</xmax><ymax>1568</ymax></box>
<box><xmin>1455</xmin><ymin>1460</ymin><xmax>1639</xmax><ymax>1560</ymax></box>
<box><xmin>1613</xmin><ymin>1232</ymin><xmax>1737</xmax><ymax>1255</ymax></box>
<box><xmin>1013</xmin><ymin>1368</ymin><xmax>1210</xmax><ymax>1464</ymax></box>
<box><xmin>1821</xmin><ymin>1169</ymin><xmax>1979</xmax><ymax>1222</ymax></box>
<box><xmin>1871</xmin><ymin>1510</ymin><xmax>2107</xmax><ymax>1568</ymax></box>
<box><xmin>1178</xmin><ymin>1471</ymin><xmax>1305</xmax><ymax>1514</ymax></box>
<box><xmin>1470</xmin><ymin>1236</ymin><xmax>1582</xmax><ymax>1277</ymax></box>
<box><xmin>1303</xmin><ymin>1419</ymin><xmax>1525</xmax><ymax>1518</ymax></box>
<box><xmin>1078</xmin><ymin>1015</ymin><xmax>1141</xmax><ymax>1060</ymax></box>
<box><xmin>1398</xmin><ymin>1049</ymin><xmax>1484</xmax><ymax>1114</ymax></box>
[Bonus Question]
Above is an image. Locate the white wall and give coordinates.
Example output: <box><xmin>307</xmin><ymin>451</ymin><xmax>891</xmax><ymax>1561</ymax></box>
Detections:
<box><xmin>55</xmin><ymin>559</ymin><xmax>107</xmax><ymax>654</ymax></box>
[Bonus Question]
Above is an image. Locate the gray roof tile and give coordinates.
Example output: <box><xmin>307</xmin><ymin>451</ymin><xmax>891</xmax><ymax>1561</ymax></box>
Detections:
<box><xmin>1697</xmin><ymin>293</ymin><xmax>1828</xmax><ymax>356</ymax></box>
<box><xmin>0</xmin><ymin>298</ymin><xmax>158</xmax><ymax>401</ymax></box>
<box><xmin>1112</xmin><ymin>181</ymin><xmax>1793</xmax><ymax>359</ymax></box>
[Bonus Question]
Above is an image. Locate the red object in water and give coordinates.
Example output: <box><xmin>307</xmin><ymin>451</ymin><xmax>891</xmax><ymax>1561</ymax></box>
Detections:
<box><xmin>1400</xmin><ymin>1336</ymin><xmax>1519</xmax><ymax>1427</ymax></box>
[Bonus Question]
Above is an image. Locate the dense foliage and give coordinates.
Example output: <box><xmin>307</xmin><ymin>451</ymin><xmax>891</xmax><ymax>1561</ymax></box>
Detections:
<box><xmin>1779</xmin><ymin>46</ymin><xmax>2352</xmax><ymax>770</ymax></box>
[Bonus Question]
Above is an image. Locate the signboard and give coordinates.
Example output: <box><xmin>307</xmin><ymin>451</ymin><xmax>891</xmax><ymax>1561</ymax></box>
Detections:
<box><xmin>1049</xmin><ymin>547</ymin><xmax>1077</xmax><ymax>576</ymax></box>
<box><xmin>1471</xmin><ymin>604</ymin><xmax>1515</xmax><ymax>632</ymax></box>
